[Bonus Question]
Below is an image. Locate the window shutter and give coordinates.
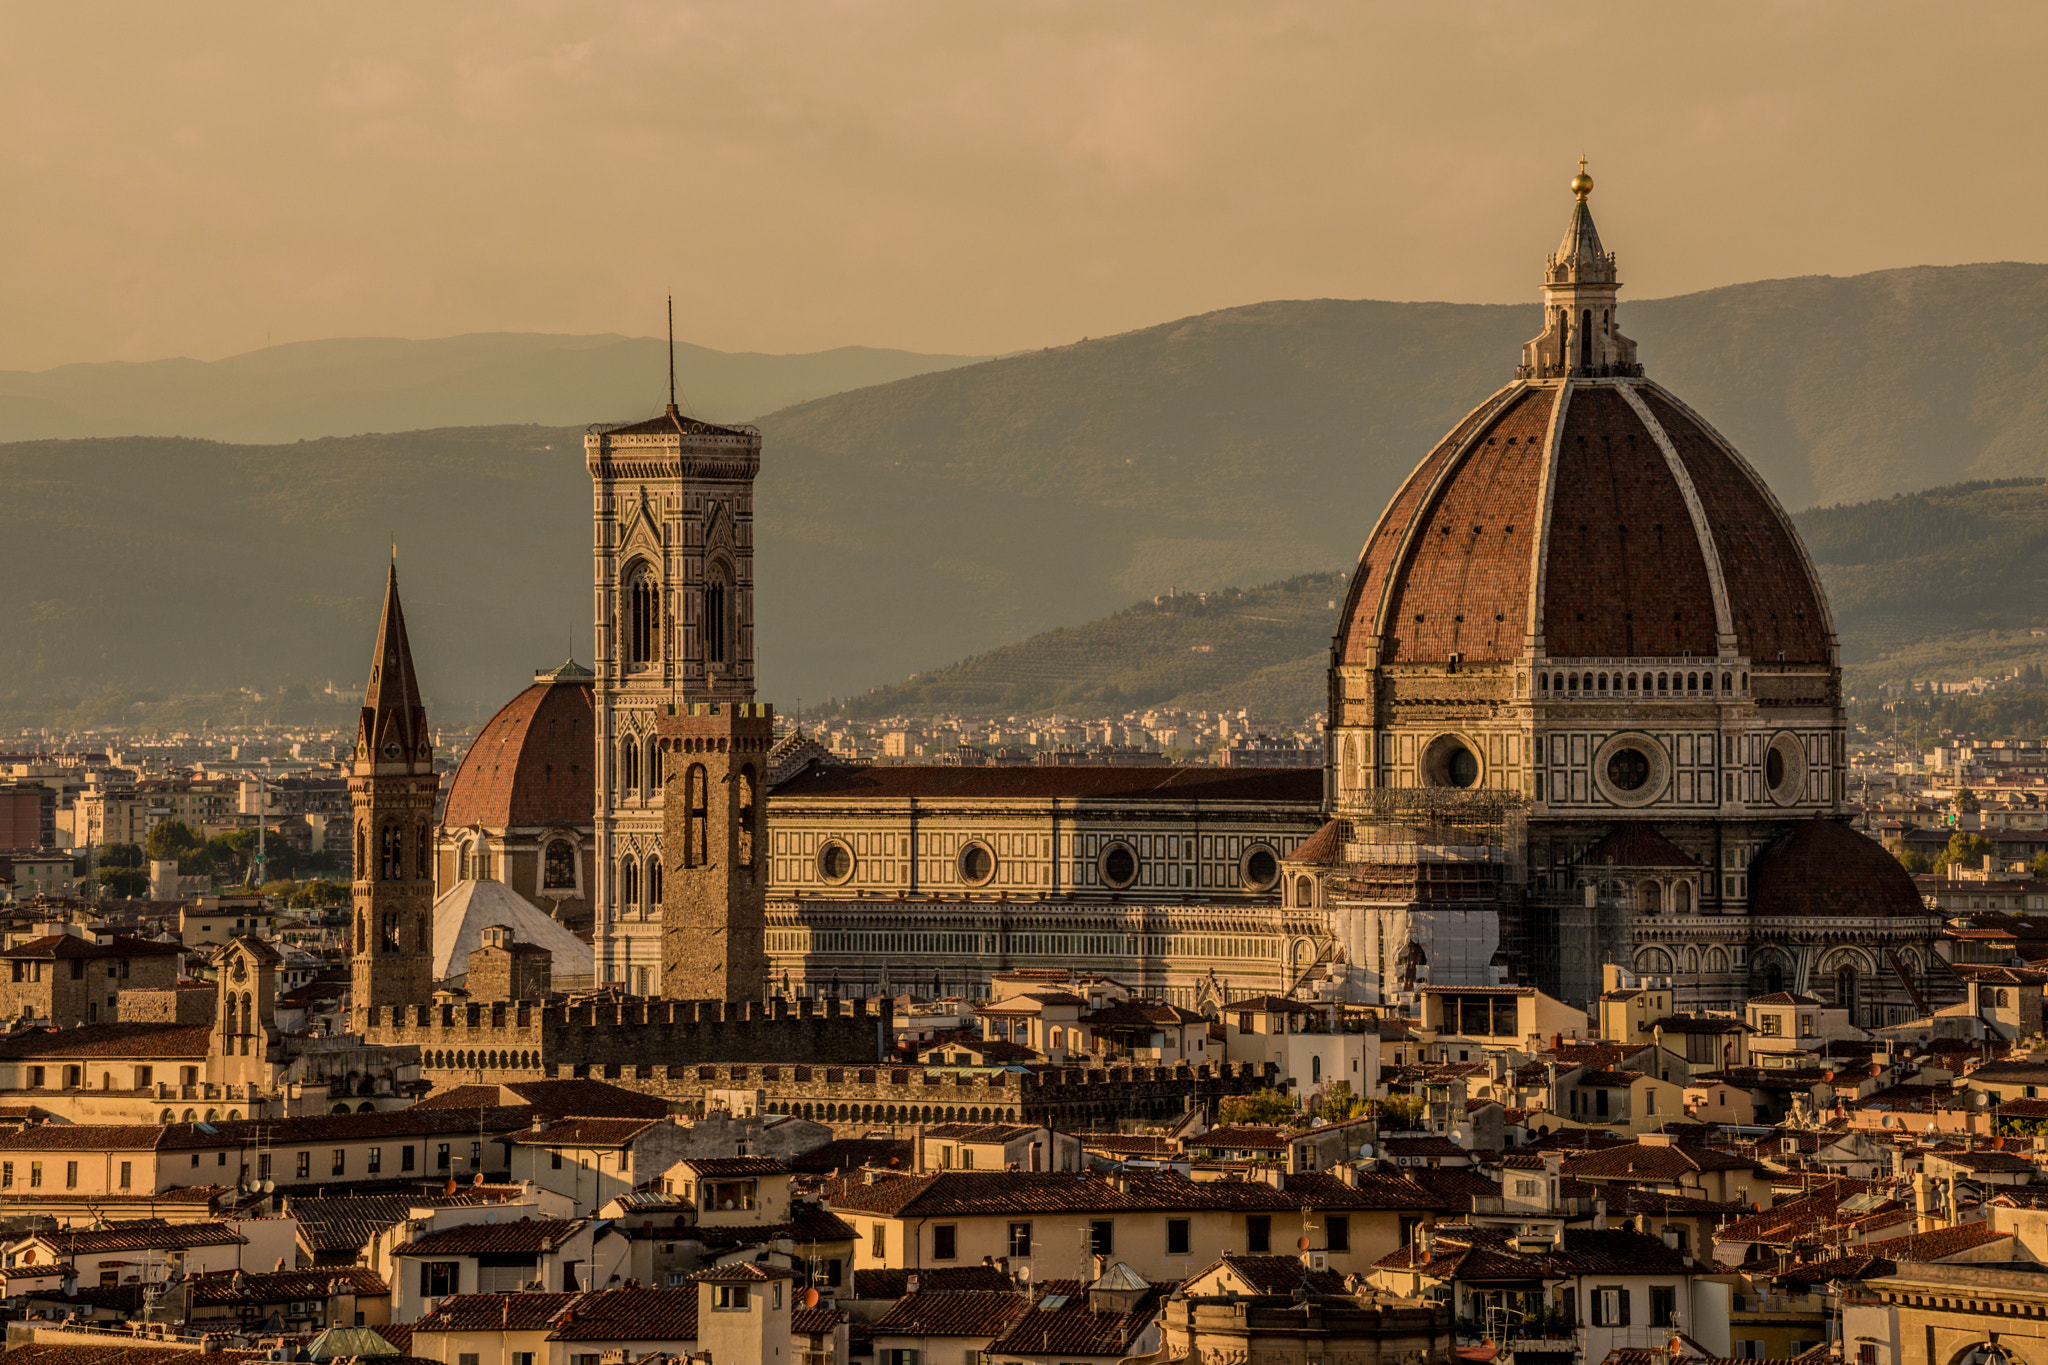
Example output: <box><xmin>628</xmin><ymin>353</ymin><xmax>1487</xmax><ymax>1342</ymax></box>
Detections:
<box><xmin>1619</xmin><ymin>1288</ymin><xmax>1631</xmax><ymax>1326</ymax></box>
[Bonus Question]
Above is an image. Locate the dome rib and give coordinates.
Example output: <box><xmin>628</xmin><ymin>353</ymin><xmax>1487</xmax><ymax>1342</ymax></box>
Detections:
<box><xmin>1616</xmin><ymin>382</ymin><xmax>1735</xmax><ymax>648</ymax></box>
<box><xmin>1636</xmin><ymin>384</ymin><xmax>1836</xmax><ymax>665</ymax></box>
<box><xmin>1336</xmin><ymin>382</ymin><xmax>1522</xmax><ymax>665</ymax></box>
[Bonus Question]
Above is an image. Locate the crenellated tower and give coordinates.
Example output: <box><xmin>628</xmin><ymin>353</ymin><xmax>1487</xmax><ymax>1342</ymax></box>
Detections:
<box><xmin>349</xmin><ymin>563</ymin><xmax>439</xmax><ymax>1022</ymax></box>
<box><xmin>655</xmin><ymin>701</ymin><xmax>773</xmax><ymax>1001</ymax></box>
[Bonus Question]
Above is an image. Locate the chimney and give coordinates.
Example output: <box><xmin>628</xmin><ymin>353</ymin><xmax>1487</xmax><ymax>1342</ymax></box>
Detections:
<box><xmin>1593</xmin><ymin>1197</ymin><xmax>1607</xmax><ymax>1230</ymax></box>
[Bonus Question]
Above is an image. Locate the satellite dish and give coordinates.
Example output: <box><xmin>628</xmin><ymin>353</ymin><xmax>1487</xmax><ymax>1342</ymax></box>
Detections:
<box><xmin>802</xmin><ymin>1288</ymin><xmax>819</xmax><ymax>1309</ymax></box>
<box><xmin>1017</xmin><ymin>1266</ymin><xmax>1031</xmax><ymax>1283</ymax></box>
<box><xmin>260</xmin><ymin>1180</ymin><xmax>274</xmax><ymax>1193</ymax></box>
<box><xmin>1358</xmin><ymin>1143</ymin><xmax>1375</xmax><ymax>1159</ymax></box>
<box><xmin>1297</xmin><ymin>1235</ymin><xmax>1311</xmax><ymax>1252</ymax></box>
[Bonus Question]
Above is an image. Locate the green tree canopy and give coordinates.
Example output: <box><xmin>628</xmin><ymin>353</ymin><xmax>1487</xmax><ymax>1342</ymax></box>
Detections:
<box><xmin>1954</xmin><ymin>788</ymin><xmax>1982</xmax><ymax>814</ymax></box>
<box><xmin>1898</xmin><ymin>848</ymin><xmax>1933</xmax><ymax>874</ymax></box>
<box><xmin>145</xmin><ymin>821</ymin><xmax>201</xmax><ymax>861</ymax></box>
<box><xmin>97</xmin><ymin>842</ymin><xmax>144</xmax><ymax>869</ymax></box>
<box><xmin>1217</xmin><ymin>1088</ymin><xmax>1298</xmax><ymax>1126</ymax></box>
<box><xmin>95</xmin><ymin>866</ymin><xmax>147</xmax><ymax>897</ymax></box>
<box><xmin>1937</xmin><ymin>831</ymin><xmax>1997</xmax><ymax>873</ymax></box>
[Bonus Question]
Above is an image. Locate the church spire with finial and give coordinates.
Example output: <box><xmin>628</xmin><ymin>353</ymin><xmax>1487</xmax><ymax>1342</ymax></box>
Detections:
<box><xmin>1518</xmin><ymin>157</ymin><xmax>1640</xmax><ymax>380</ymax></box>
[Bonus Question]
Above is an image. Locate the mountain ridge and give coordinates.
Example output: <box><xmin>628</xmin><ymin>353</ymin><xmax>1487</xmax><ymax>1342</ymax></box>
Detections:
<box><xmin>10</xmin><ymin>261</ymin><xmax>2048</xmax><ymax>720</ymax></box>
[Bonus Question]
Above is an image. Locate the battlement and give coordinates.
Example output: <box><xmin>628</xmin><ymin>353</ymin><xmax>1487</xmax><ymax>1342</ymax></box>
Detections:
<box><xmin>565</xmin><ymin>1058</ymin><xmax>1280</xmax><ymax>1133</ymax></box>
<box><xmin>365</xmin><ymin>994</ymin><xmax>887</xmax><ymax>1079</ymax></box>
<box><xmin>656</xmin><ymin>701</ymin><xmax>775</xmax><ymax>737</ymax></box>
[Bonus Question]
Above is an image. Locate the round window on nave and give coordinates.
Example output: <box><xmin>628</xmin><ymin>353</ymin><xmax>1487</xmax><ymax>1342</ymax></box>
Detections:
<box><xmin>1101</xmin><ymin>842</ymin><xmax>1138</xmax><ymax>890</ymax></box>
<box><xmin>959</xmin><ymin>841</ymin><xmax>996</xmax><ymax>886</ymax></box>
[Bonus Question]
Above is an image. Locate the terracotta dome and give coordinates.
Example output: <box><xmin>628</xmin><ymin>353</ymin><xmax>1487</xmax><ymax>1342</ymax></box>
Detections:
<box><xmin>1335</xmin><ymin>177</ymin><xmax>1832</xmax><ymax>671</ymax></box>
<box><xmin>442</xmin><ymin>662</ymin><xmax>595</xmax><ymax>829</ymax></box>
<box><xmin>1748</xmin><ymin>818</ymin><xmax>1927</xmax><ymax>919</ymax></box>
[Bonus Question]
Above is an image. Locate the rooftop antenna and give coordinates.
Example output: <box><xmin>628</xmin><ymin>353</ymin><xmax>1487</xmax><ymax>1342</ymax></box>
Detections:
<box><xmin>667</xmin><ymin>295</ymin><xmax>677</xmax><ymax>414</ymax></box>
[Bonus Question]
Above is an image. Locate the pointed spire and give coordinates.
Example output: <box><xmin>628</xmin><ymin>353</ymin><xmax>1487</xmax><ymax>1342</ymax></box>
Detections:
<box><xmin>357</xmin><ymin>563</ymin><xmax>430</xmax><ymax>770</ymax></box>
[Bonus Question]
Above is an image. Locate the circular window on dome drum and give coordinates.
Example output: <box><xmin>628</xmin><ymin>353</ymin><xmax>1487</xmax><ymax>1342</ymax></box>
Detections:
<box><xmin>1242</xmin><ymin>845</ymin><xmax>1281</xmax><ymax>891</ymax></box>
<box><xmin>959</xmin><ymin>840</ymin><xmax>997</xmax><ymax>886</ymax></box>
<box><xmin>817</xmin><ymin>839</ymin><xmax>856</xmax><ymax>885</ymax></box>
<box><xmin>1100</xmin><ymin>841</ymin><xmax>1139</xmax><ymax>890</ymax></box>
<box><xmin>1765</xmin><ymin>732</ymin><xmax>1809</xmax><ymax>807</ymax></box>
<box><xmin>1420</xmin><ymin>733</ymin><xmax>1483</xmax><ymax>789</ymax></box>
<box><xmin>1593</xmin><ymin>733</ymin><xmax>1669</xmax><ymax>808</ymax></box>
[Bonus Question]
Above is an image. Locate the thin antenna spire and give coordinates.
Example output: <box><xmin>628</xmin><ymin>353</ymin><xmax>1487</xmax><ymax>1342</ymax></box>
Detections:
<box><xmin>667</xmin><ymin>294</ymin><xmax>677</xmax><ymax>413</ymax></box>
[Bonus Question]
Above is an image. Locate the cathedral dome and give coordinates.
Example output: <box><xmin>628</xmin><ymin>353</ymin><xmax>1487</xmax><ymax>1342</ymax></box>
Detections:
<box><xmin>1334</xmin><ymin>180</ymin><xmax>1833</xmax><ymax>672</ymax></box>
<box><xmin>1749</xmin><ymin>817</ymin><xmax>1926</xmax><ymax>919</ymax></box>
<box><xmin>442</xmin><ymin>662</ymin><xmax>596</xmax><ymax>830</ymax></box>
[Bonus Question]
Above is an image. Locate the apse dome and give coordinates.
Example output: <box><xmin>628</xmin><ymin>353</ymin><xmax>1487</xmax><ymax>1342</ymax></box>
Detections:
<box><xmin>1335</xmin><ymin>175</ymin><xmax>1834</xmax><ymax>675</ymax></box>
<box><xmin>1748</xmin><ymin>817</ymin><xmax>1928</xmax><ymax>920</ymax></box>
<box><xmin>442</xmin><ymin>660</ymin><xmax>596</xmax><ymax>829</ymax></box>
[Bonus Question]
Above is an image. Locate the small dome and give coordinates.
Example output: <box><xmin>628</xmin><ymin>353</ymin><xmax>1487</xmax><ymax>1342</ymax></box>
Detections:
<box><xmin>442</xmin><ymin>669</ymin><xmax>595</xmax><ymax>829</ymax></box>
<box><xmin>1749</xmin><ymin>818</ymin><xmax>1926</xmax><ymax>919</ymax></box>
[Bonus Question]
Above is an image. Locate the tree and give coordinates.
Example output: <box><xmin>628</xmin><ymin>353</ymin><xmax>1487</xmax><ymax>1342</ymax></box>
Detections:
<box><xmin>1898</xmin><ymin>848</ymin><xmax>1933</xmax><ymax>874</ymax></box>
<box><xmin>1937</xmin><ymin>831</ymin><xmax>1997</xmax><ymax>873</ymax></box>
<box><xmin>145</xmin><ymin>820</ymin><xmax>201</xmax><ymax>862</ymax></box>
<box><xmin>1374</xmin><ymin>1094</ymin><xmax>1426</xmax><ymax>1129</ymax></box>
<box><xmin>97</xmin><ymin>842</ymin><xmax>145</xmax><ymax>869</ymax></box>
<box><xmin>1954</xmin><ymin>788</ymin><xmax>1981</xmax><ymax>815</ymax></box>
<box><xmin>1312</xmin><ymin>1081</ymin><xmax>1371</xmax><ymax>1123</ymax></box>
<box><xmin>2032</xmin><ymin>851</ymin><xmax>2048</xmax><ymax>881</ymax></box>
<box><xmin>1217</xmin><ymin>1089</ymin><xmax>1298</xmax><ymax>1126</ymax></box>
<box><xmin>95</xmin><ymin>866</ymin><xmax>148</xmax><ymax>898</ymax></box>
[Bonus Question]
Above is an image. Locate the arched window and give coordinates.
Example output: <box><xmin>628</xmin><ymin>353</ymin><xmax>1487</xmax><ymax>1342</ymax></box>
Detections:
<box><xmin>625</xmin><ymin>563</ymin><xmax>660</xmax><ymax>666</ymax></box>
<box><xmin>1674</xmin><ymin>882</ymin><xmax>1693</xmax><ymax>914</ymax></box>
<box><xmin>1657</xmin><ymin>673</ymin><xmax>1669</xmax><ymax>693</ymax></box>
<box><xmin>703</xmin><ymin>562</ymin><xmax>732</xmax><ymax>668</ymax></box>
<box><xmin>417</xmin><ymin>821</ymin><xmax>430</xmax><ymax>878</ymax></box>
<box><xmin>646</xmin><ymin>855</ymin><xmax>663</xmax><ymax>910</ymax></box>
<box><xmin>1722</xmin><ymin>672</ymin><xmax>1733</xmax><ymax>691</ymax></box>
<box><xmin>379</xmin><ymin>824</ymin><xmax>403</xmax><ymax>881</ymax></box>
<box><xmin>1996</xmin><ymin>989</ymin><xmax>2011</xmax><ymax>1008</ymax></box>
<box><xmin>736</xmin><ymin>765</ymin><xmax>757</xmax><ymax>868</ymax></box>
<box><xmin>1539</xmin><ymin>674</ymin><xmax>1549</xmax><ymax>694</ymax></box>
<box><xmin>1638</xmin><ymin>881</ymin><xmax>1663</xmax><ymax>913</ymax></box>
<box><xmin>1567</xmin><ymin>674</ymin><xmax>1578</xmax><ymax>693</ymax></box>
<box><xmin>620</xmin><ymin>737</ymin><xmax>640</xmax><ymax>795</ymax></box>
<box><xmin>1763</xmin><ymin>961</ymin><xmax>1785</xmax><ymax>995</ymax></box>
<box><xmin>543</xmin><ymin>841</ymin><xmax>576</xmax><ymax>891</ymax></box>
<box><xmin>1597</xmin><ymin>674</ymin><xmax>1607</xmax><ymax>693</ymax></box>
<box><xmin>1581</xmin><ymin>673</ymin><xmax>1593</xmax><ymax>691</ymax></box>
<box><xmin>1312</xmin><ymin>1055</ymin><xmax>1322</xmax><ymax>1084</ymax></box>
<box><xmin>1580</xmin><ymin>308</ymin><xmax>1593</xmax><ymax>369</ymax></box>
<box><xmin>1835</xmin><ymin>966</ymin><xmax>1858</xmax><ymax>1024</ymax></box>
<box><xmin>1294</xmin><ymin>875</ymin><xmax>1313</xmax><ymax>907</ymax></box>
<box><xmin>1703</xmin><ymin>672</ymin><xmax>1714</xmax><ymax>693</ymax></box>
<box><xmin>618</xmin><ymin>857</ymin><xmax>639</xmax><ymax>911</ymax></box>
<box><xmin>685</xmin><ymin>764</ymin><xmax>709</xmax><ymax>867</ymax></box>
<box><xmin>647</xmin><ymin>737</ymin><xmax>664</xmax><ymax>791</ymax></box>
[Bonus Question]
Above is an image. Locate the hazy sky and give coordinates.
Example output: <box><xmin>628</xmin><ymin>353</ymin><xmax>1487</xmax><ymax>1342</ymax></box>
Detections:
<box><xmin>3</xmin><ymin>2</ymin><xmax>2044</xmax><ymax>371</ymax></box>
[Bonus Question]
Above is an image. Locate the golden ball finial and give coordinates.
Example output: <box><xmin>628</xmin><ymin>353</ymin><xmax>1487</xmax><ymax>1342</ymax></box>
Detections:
<box><xmin>1571</xmin><ymin>154</ymin><xmax>1593</xmax><ymax>200</ymax></box>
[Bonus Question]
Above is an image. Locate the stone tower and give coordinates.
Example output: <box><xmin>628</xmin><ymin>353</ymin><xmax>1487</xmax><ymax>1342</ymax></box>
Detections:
<box><xmin>586</xmin><ymin>404</ymin><xmax>762</xmax><ymax>993</ymax></box>
<box><xmin>350</xmin><ymin>563</ymin><xmax>439</xmax><ymax>1023</ymax></box>
<box><xmin>656</xmin><ymin>701</ymin><xmax>773</xmax><ymax>1001</ymax></box>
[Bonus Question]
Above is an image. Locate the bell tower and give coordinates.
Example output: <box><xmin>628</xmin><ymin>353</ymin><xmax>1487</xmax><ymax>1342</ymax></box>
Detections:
<box><xmin>586</xmin><ymin>391</ymin><xmax>762</xmax><ymax>994</ymax></box>
<box><xmin>655</xmin><ymin>701</ymin><xmax>772</xmax><ymax>1002</ymax></box>
<box><xmin>350</xmin><ymin>563</ymin><xmax>439</xmax><ymax>1023</ymax></box>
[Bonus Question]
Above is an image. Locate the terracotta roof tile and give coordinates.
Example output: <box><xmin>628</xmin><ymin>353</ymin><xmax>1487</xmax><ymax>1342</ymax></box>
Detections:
<box><xmin>442</xmin><ymin>678</ymin><xmax>596</xmax><ymax>829</ymax></box>
<box><xmin>390</xmin><ymin>1217</ymin><xmax>583</xmax><ymax>1256</ymax></box>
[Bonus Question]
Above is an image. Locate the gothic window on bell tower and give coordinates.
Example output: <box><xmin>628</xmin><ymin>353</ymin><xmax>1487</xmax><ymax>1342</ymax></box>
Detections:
<box><xmin>380</xmin><ymin>825</ymin><xmax>403</xmax><ymax>881</ymax></box>
<box><xmin>620</xmin><ymin>736</ymin><xmax>641</xmax><ymax>795</ymax></box>
<box><xmin>626</xmin><ymin>563</ymin><xmax>660</xmax><ymax>667</ymax></box>
<box><xmin>703</xmin><ymin>562</ymin><xmax>731</xmax><ymax>668</ymax></box>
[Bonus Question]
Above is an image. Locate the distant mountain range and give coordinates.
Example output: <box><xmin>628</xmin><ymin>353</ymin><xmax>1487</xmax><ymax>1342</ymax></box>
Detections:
<box><xmin>11</xmin><ymin>262</ymin><xmax>2048</xmax><ymax>725</ymax></box>
<box><xmin>842</xmin><ymin>477</ymin><xmax>2048</xmax><ymax>721</ymax></box>
<box><xmin>0</xmin><ymin>334</ymin><xmax>990</xmax><ymax>445</ymax></box>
